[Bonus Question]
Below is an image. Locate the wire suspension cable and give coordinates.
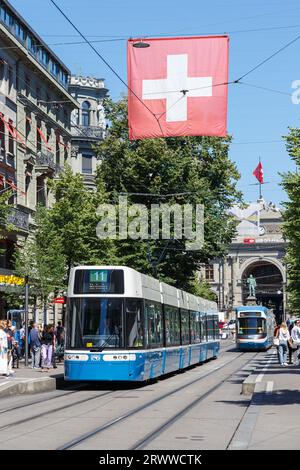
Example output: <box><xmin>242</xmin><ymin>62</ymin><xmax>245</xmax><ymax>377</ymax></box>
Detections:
<box><xmin>237</xmin><ymin>32</ymin><xmax>300</xmax><ymax>81</ymax></box>
<box><xmin>50</xmin><ymin>0</ymin><xmax>165</xmax><ymax>137</ymax></box>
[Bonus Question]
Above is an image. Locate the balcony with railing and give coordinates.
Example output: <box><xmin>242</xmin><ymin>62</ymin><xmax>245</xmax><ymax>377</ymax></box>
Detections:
<box><xmin>71</xmin><ymin>125</ymin><xmax>104</xmax><ymax>140</ymax></box>
<box><xmin>36</xmin><ymin>150</ymin><xmax>62</xmax><ymax>175</ymax></box>
<box><xmin>7</xmin><ymin>207</ymin><xmax>29</xmax><ymax>232</ymax></box>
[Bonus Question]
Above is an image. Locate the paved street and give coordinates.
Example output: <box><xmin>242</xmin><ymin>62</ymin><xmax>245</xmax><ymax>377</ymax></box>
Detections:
<box><xmin>0</xmin><ymin>341</ymin><xmax>280</xmax><ymax>449</ymax></box>
<box><xmin>0</xmin><ymin>341</ymin><xmax>299</xmax><ymax>450</ymax></box>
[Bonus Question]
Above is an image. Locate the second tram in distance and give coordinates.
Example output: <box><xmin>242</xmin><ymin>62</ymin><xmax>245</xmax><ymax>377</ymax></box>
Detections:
<box><xmin>64</xmin><ymin>266</ymin><xmax>220</xmax><ymax>382</ymax></box>
<box><xmin>235</xmin><ymin>305</ymin><xmax>275</xmax><ymax>351</ymax></box>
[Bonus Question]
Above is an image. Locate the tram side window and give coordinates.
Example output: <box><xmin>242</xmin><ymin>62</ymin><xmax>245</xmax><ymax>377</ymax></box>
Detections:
<box><xmin>190</xmin><ymin>311</ymin><xmax>201</xmax><ymax>344</ymax></box>
<box><xmin>207</xmin><ymin>315</ymin><xmax>213</xmax><ymax>340</ymax></box>
<box><xmin>125</xmin><ymin>299</ymin><xmax>144</xmax><ymax>348</ymax></box>
<box><xmin>164</xmin><ymin>305</ymin><xmax>180</xmax><ymax>346</ymax></box>
<box><xmin>201</xmin><ymin>314</ymin><xmax>207</xmax><ymax>342</ymax></box>
<box><xmin>180</xmin><ymin>309</ymin><xmax>190</xmax><ymax>345</ymax></box>
<box><xmin>145</xmin><ymin>301</ymin><xmax>163</xmax><ymax>349</ymax></box>
<box><xmin>213</xmin><ymin>316</ymin><xmax>219</xmax><ymax>339</ymax></box>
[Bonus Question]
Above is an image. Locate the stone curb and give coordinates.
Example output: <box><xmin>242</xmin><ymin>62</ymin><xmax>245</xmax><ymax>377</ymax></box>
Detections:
<box><xmin>241</xmin><ymin>373</ymin><xmax>259</xmax><ymax>395</ymax></box>
<box><xmin>0</xmin><ymin>374</ymin><xmax>64</xmax><ymax>398</ymax></box>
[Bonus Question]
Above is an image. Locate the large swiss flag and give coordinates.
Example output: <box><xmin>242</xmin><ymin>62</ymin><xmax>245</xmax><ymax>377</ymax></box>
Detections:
<box><xmin>127</xmin><ymin>36</ymin><xmax>229</xmax><ymax>140</ymax></box>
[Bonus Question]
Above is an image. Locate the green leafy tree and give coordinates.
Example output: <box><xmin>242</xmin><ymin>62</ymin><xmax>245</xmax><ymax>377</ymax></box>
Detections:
<box><xmin>190</xmin><ymin>274</ymin><xmax>218</xmax><ymax>301</ymax></box>
<box><xmin>45</xmin><ymin>165</ymin><xmax>115</xmax><ymax>273</ymax></box>
<box><xmin>281</xmin><ymin>127</ymin><xmax>300</xmax><ymax>315</ymax></box>
<box><xmin>95</xmin><ymin>98</ymin><xmax>242</xmax><ymax>292</ymax></box>
<box><xmin>14</xmin><ymin>207</ymin><xmax>67</xmax><ymax>313</ymax></box>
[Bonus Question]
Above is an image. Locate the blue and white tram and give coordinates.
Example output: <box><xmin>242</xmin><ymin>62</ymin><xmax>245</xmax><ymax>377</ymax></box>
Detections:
<box><xmin>235</xmin><ymin>306</ymin><xmax>275</xmax><ymax>351</ymax></box>
<box><xmin>64</xmin><ymin>266</ymin><xmax>220</xmax><ymax>382</ymax></box>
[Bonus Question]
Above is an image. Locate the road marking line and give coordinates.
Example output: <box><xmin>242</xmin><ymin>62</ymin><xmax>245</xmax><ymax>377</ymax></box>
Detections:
<box><xmin>266</xmin><ymin>381</ymin><xmax>273</xmax><ymax>394</ymax></box>
<box><xmin>256</xmin><ymin>354</ymin><xmax>275</xmax><ymax>383</ymax></box>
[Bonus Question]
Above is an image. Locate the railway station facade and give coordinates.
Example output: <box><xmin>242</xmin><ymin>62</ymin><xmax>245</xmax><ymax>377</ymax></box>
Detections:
<box><xmin>201</xmin><ymin>199</ymin><xmax>287</xmax><ymax>323</ymax></box>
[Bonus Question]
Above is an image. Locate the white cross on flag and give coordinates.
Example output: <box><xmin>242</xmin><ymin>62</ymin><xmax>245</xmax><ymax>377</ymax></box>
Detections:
<box><xmin>127</xmin><ymin>36</ymin><xmax>229</xmax><ymax>140</ymax></box>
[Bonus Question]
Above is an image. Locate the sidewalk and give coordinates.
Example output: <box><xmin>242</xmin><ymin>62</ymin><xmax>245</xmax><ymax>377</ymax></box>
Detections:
<box><xmin>230</xmin><ymin>348</ymin><xmax>300</xmax><ymax>450</ymax></box>
<box><xmin>0</xmin><ymin>361</ymin><xmax>64</xmax><ymax>398</ymax></box>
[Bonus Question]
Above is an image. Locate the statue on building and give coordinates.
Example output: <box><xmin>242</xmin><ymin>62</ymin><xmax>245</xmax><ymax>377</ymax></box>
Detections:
<box><xmin>247</xmin><ymin>274</ymin><xmax>257</xmax><ymax>297</ymax></box>
<box><xmin>97</xmin><ymin>102</ymin><xmax>106</xmax><ymax>129</ymax></box>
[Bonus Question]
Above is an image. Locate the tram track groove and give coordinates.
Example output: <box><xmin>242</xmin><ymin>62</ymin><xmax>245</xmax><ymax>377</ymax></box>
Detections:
<box><xmin>0</xmin><ymin>385</ymin><xmax>88</xmax><ymax>415</ymax></box>
<box><xmin>58</xmin><ymin>351</ymin><xmax>257</xmax><ymax>450</ymax></box>
<box><xmin>0</xmin><ymin>390</ymin><xmax>116</xmax><ymax>432</ymax></box>
<box><xmin>131</xmin><ymin>352</ymin><xmax>260</xmax><ymax>450</ymax></box>
<box><xmin>0</xmin><ymin>342</ymin><xmax>234</xmax><ymax>425</ymax></box>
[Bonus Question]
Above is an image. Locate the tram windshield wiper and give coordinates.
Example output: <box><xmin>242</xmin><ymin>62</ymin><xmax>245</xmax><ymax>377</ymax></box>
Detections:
<box><xmin>98</xmin><ymin>334</ymin><xmax>116</xmax><ymax>352</ymax></box>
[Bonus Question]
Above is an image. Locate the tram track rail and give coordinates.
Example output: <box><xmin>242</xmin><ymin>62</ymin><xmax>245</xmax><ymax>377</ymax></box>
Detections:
<box><xmin>131</xmin><ymin>352</ymin><xmax>260</xmax><ymax>450</ymax></box>
<box><xmin>0</xmin><ymin>389</ymin><xmax>117</xmax><ymax>432</ymax></box>
<box><xmin>58</xmin><ymin>351</ymin><xmax>258</xmax><ymax>450</ymax></box>
<box><xmin>0</xmin><ymin>384</ymin><xmax>88</xmax><ymax>415</ymax></box>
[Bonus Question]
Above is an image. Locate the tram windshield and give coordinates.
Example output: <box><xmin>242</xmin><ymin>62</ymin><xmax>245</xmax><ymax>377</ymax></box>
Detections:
<box><xmin>237</xmin><ymin>316</ymin><xmax>265</xmax><ymax>335</ymax></box>
<box><xmin>69</xmin><ymin>298</ymin><xmax>124</xmax><ymax>349</ymax></box>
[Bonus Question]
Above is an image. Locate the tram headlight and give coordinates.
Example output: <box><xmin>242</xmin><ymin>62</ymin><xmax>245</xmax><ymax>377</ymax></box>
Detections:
<box><xmin>65</xmin><ymin>354</ymin><xmax>89</xmax><ymax>361</ymax></box>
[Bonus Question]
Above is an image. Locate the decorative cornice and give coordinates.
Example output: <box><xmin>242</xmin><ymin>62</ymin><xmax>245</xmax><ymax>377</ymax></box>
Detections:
<box><xmin>70</xmin><ymin>75</ymin><xmax>106</xmax><ymax>89</ymax></box>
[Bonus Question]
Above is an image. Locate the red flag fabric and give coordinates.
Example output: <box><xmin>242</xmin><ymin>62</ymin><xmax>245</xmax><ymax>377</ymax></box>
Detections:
<box><xmin>127</xmin><ymin>36</ymin><xmax>229</xmax><ymax>140</ymax></box>
<box><xmin>253</xmin><ymin>161</ymin><xmax>264</xmax><ymax>184</ymax></box>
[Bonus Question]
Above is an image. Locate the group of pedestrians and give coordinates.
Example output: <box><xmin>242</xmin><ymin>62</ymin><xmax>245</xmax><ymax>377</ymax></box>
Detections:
<box><xmin>0</xmin><ymin>320</ymin><xmax>65</xmax><ymax>376</ymax></box>
<box><xmin>274</xmin><ymin>319</ymin><xmax>300</xmax><ymax>366</ymax></box>
<box><xmin>30</xmin><ymin>322</ymin><xmax>65</xmax><ymax>371</ymax></box>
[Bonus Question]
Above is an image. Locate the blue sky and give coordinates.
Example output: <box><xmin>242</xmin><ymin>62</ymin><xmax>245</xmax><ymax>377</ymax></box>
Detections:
<box><xmin>9</xmin><ymin>0</ymin><xmax>300</xmax><ymax>205</ymax></box>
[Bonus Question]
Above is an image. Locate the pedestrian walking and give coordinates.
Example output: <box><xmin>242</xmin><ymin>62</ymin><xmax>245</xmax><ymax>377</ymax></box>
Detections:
<box><xmin>0</xmin><ymin>320</ymin><xmax>8</xmax><ymax>376</ymax></box>
<box><xmin>5</xmin><ymin>321</ymin><xmax>14</xmax><ymax>376</ymax></box>
<box><xmin>287</xmin><ymin>321</ymin><xmax>294</xmax><ymax>364</ymax></box>
<box><xmin>49</xmin><ymin>325</ymin><xmax>57</xmax><ymax>369</ymax></box>
<box><xmin>29</xmin><ymin>323</ymin><xmax>41</xmax><ymax>369</ymax></box>
<box><xmin>276</xmin><ymin>322</ymin><xmax>291</xmax><ymax>366</ymax></box>
<box><xmin>291</xmin><ymin>319</ymin><xmax>300</xmax><ymax>366</ymax></box>
<box><xmin>41</xmin><ymin>325</ymin><xmax>54</xmax><ymax>372</ymax></box>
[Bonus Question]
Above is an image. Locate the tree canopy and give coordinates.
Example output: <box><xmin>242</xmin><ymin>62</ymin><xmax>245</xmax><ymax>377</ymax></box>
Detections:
<box><xmin>281</xmin><ymin>127</ymin><xmax>300</xmax><ymax>315</ymax></box>
<box><xmin>94</xmin><ymin>98</ymin><xmax>242</xmax><ymax>293</ymax></box>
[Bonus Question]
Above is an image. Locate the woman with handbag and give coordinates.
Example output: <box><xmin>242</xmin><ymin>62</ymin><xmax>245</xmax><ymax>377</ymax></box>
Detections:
<box><xmin>276</xmin><ymin>322</ymin><xmax>291</xmax><ymax>366</ymax></box>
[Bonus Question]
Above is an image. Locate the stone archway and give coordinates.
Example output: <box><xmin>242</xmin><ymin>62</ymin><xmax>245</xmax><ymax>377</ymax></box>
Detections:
<box><xmin>242</xmin><ymin>260</ymin><xmax>284</xmax><ymax>323</ymax></box>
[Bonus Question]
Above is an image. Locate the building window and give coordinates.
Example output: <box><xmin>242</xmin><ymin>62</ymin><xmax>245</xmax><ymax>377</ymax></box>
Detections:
<box><xmin>36</xmin><ymin>86</ymin><xmax>41</xmax><ymax>102</ymax></box>
<box><xmin>82</xmin><ymin>154</ymin><xmax>93</xmax><ymax>174</ymax></box>
<box><xmin>14</xmin><ymin>22</ymin><xmax>26</xmax><ymax>42</ymax></box>
<box><xmin>56</xmin><ymin>138</ymin><xmax>60</xmax><ymax>166</ymax></box>
<box><xmin>36</xmin><ymin>123</ymin><xmax>41</xmax><ymax>153</ymax></box>
<box><xmin>38</xmin><ymin>48</ymin><xmax>49</xmax><ymax>68</ymax></box>
<box><xmin>36</xmin><ymin>175</ymin><xmax>46</xmax><ymax>206</ymax></box>
<box><xmin>59</xmin><ymin>69</ymin><xmax>68</xmax><ymax>88</ymax></box>
<box><xmin>205</xmin><ymin>264</ymin><xmax>214</xmax><ymax>282</ymax></box>
<box><xmin>0</xmin><ymin>119</ymin><xmax>5</xmax><ymax>154</ymax></box>
<box><xmin>50</xmin><ymin>60</ymin><xmax>58</xmax><ymax>78</ymax></box>
<box><xmin>1</xmin><ymin>8</ymin><xmax>13</xmax><ymax>28</ymax></box>
<box><xmin>8</xmin><ymin>66</ymin><xmax>13</xmax><ymax>94</ymax></box>
<box><xmin>26</xmin><ymin>116</ymin><xmax>31</xmax><ymax>141</ymax></box>
<box><xmin>25</xmin><ymin>75</ymin><xmax>31</xmax><ymax>97</ymax></box>
<box><xmin>81</xmin><ymin>101</ymin><xmax>90</xmax><ymax>126</ymax></box>
<box><xmin>8</xmin><ymin>120</ymin><xmax>14</xmax><ymax>155</ymax></box>
<box><xmin>28</xmin><ymin>36</ymin><xmax>37</xmax><ymax>56</ymax></box>
<box><xmin>0</xmin><ymin>60</ymin><xmax>4</xmax><ymax>83</ymax></box>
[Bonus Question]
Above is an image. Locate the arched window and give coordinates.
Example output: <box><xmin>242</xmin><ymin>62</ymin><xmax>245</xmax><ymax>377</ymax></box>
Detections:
<box><xmin>81</xmin><ymin>101</ymin><xmax>90</xmax><ymax>127</ymax></box>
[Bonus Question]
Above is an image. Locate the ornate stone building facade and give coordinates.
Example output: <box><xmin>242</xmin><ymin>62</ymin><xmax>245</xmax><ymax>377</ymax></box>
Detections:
<box><xmin>0</xmin><ymin>0</ymin><xmax>78</xmax><ymax>317</ymax></box>
<box><xmin>69</xmin><ymin>75</ymin><xmax>108</xmax><ymax>189</ymax></box>
<box><xmin>200</xmin><ymin>200</ymin><xmax>287</xmax><ymax>323</ymax></box>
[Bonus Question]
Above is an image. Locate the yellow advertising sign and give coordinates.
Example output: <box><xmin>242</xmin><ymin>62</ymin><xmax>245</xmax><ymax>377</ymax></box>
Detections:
<box><xmin>0</xmin><ymin>275</ymin><xmax>25</xmax><ymax>286</ymax></box>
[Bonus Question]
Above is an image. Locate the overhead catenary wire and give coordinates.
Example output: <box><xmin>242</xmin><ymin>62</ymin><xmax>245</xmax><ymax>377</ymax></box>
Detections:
<box><xmin>236</xmin><ymin>31</ymin><xmax>300</xmax><ymax>81</ymax></box>
<box><xmin>49</xmin><ymin>0</ymin><xmax>166</xmax><ymax>138</ymax></box>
